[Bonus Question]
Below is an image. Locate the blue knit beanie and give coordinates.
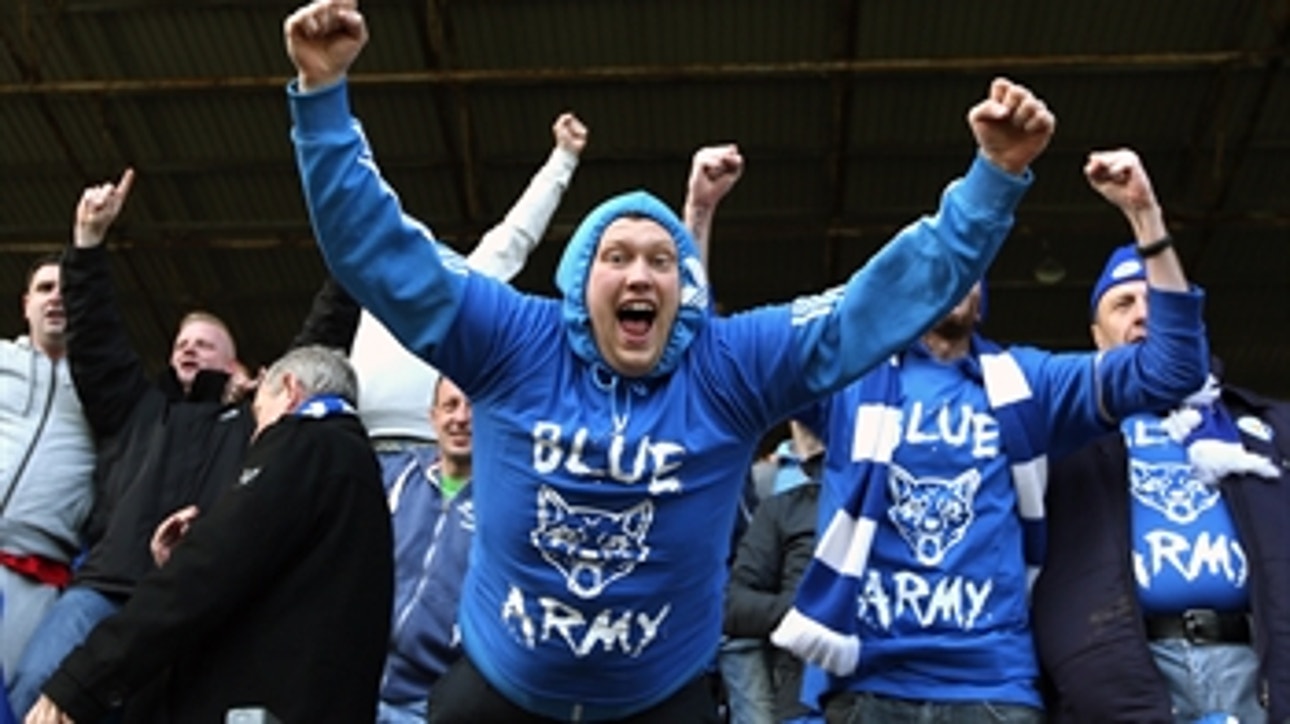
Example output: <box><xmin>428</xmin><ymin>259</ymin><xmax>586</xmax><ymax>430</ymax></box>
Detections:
<box><xmin>1089</xmin><ymin>244</ymin><xmax>1145</xmax><ymax>319</ymax></box>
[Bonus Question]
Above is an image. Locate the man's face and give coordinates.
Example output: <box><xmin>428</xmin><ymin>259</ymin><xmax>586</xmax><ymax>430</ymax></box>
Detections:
<box><xmin>431</xmin><ymin>376</ymin><xmax>472</xmax><ymax>465</ymax></box>
<box><xmin>1091</xmin><ymin>280</ymin><xmax>1148</xmax><ymax>351</ymax></box>
<box><xmin>170</xmin><ymin>319</ymin><xmax>237</xmax><ymax>390</ymax></box>
<box><xmin>251</xmin><ymin>374</ymin><xmax>295</xmax><ymax>438</ymax></box>
<box><xmin>929</xmin><ymin>283</ymin><xmax>982</xmax><ymax>340</ymax></box>
<box><xmin>23</xmin><ymin>263</ymin><xmax>66</xmax><ymax>355</ymax></box>
<box><xmin>585</xmin><ymin>217</ymin><xmax>681</xmax><ymax>378</ymax></box>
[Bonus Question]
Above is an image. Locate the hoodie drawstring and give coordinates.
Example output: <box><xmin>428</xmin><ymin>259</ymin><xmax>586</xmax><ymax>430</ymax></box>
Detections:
<box><xmin>592</xmin><ymin>364</ymin><xmax>649</xmax><ymax>437</ymax></box>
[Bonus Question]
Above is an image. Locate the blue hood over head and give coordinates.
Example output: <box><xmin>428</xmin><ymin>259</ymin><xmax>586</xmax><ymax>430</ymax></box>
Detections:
<box><xmin>555</xmin><ymin>190</ymin><xmax>712</xmax><ymax>379</ymax></box>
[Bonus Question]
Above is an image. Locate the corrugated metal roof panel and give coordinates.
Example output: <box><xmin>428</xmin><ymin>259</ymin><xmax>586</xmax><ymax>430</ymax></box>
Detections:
<box><xmin>0</xmin><ymin>0</ymin><xmax>1285</xmax><ymax>392</ymax></box>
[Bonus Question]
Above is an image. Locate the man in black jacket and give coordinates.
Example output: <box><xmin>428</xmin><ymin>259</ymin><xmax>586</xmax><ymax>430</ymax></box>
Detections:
<box><xmin>1032</xmin><ymin>150</ymin><xmax>1290</xmax><ymax>723</ymax></box>
<box><xmin>8</xmin><ymin>170</ymin><xmax>359</xmax><ymax>716</ymax></box>
<box><xmin>26</xmin><ymin>345</ymin><xmax>393</xmax><ymax>724</ymax></box>
<box><xmin>724</xmin><ymin>421</ymin><xmax>825</xmax><ymax>723</ymax></box>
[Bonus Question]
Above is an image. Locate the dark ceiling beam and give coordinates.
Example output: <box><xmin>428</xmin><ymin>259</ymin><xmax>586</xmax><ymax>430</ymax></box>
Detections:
<box><xmin>15</xmin><ymin>140</ymin><xmax>1290</xmax><ymax>179</ymax></box>
<box><xmin>53</xmin><ymin>0</ymin><xmax>297</xmax><ymax>10</ymax></box>
<box><xmin>0</xmin><ymin>50</ymin><xmax>1279</xmax><ymax>97</ymax></box>
<box><xmin>5</xmin><ymin>208</ymin><xmax>1288</xmax><ymax>248</ymax></box>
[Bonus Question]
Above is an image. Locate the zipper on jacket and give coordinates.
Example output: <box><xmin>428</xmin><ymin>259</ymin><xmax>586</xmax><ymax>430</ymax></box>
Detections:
<box><xmin>1</xmin><ymin>355</ymin><xmax>57</xmax><ymax>514</ymax></box>
<box><xmin>390</xmin><ymin>473</ymin><xmax>457</xmax><ymax>640</ymax></box>
<box><xmin>381</xmin><ymin>461</ymin><xmax>462</xmax><ymax>694</ymax></box>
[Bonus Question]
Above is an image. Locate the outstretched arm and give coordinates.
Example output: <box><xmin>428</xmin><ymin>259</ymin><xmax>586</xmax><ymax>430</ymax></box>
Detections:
<box><xmin>468</xmin><ymin>112</ymin><xmax>588</xmax><ymax>281</ymax></box>
<box><xmin>1084</xmin><ymin>148</ymin><xmax>1186</xmax><ymax>293</ymax></box>
<box><xmin>683</xmin><ymin>144</ymin><xmax>743</xmax><ymax>268</ymax></box>
<box><xmin>287</xmin><ymin>276</ymin><xmax>361</xmax><ymax>354</ymax></box>
<box><xmin>788</xmin><ymin>77</ymin><xmax>1054</xmax><ymax>398</ymax></box>
<box><xmin>988</xmin><ymin>151</ymin><xmax>1205</xmax><ymax>454</ymax></box>
<box><xmin>63</xmin><ymin>169</ymin><xmax>152</xmax><ymax>438</ymax></box>
<box><xmin>287</xmin><ymin>1</ymin><xmax>470</xmax><ymax>362</ymax></box>
<box><xmin>1054</xmin><ymin>149</ymin><xmax>1205</xmax><ymax>432</ymax></box>
<box><xmin>348</xmin><ymin>112</ymin><xmax>586</xmax><ymax>432</ymax></box>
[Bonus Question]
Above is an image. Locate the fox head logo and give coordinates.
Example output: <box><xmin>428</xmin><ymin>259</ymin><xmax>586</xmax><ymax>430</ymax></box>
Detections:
<box><xmin>531</xmin><ymin>486</ymin><xmax>654</xmax><ymax>599</ymax></box>
<box><xmin>887</xmin><ymin>465</ymin><xmax>981</xmax><ymax>566</ymax></box>
<box><xmin>1130</xmin><ymin>459</ymin><xmax>1218</xmax><ymax>524</ymax></box>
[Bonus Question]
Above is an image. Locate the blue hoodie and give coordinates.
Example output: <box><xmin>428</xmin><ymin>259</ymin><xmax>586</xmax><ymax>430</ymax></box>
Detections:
<box><xmin>290</xmin><ymin>79</ymin><xmax>1031</xmax><ymax>720</ymax></box>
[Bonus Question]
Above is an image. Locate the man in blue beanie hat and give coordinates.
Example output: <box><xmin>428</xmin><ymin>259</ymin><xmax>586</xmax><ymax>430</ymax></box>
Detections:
<box><xmin>773</xmin><ymin>146</ymin><xmax>1210</xmax><ymax>723</ymax></box>
<box><xmin>283</xmin><ymin>1</ymin><xmax>1058</xmax><ymax>719</ymax></box>
<box><xmin>1033</xmin><ymin>151</ymin><xmax>1290</xmax><ymax>723</ymax></box>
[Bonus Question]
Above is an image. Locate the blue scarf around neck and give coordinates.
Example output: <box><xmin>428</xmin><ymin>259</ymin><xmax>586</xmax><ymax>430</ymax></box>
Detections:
<box><xmin>771</xmin><ymin>336</ymin><xmax>1047</xmax><ymax>676</ymax></box>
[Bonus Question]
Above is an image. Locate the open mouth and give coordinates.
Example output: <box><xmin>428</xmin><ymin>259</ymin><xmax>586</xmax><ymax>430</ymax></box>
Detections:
<box><xmin>617</xmin><ymin>301</ymin><xmax>656</xmax><ymax>340</ymax></box>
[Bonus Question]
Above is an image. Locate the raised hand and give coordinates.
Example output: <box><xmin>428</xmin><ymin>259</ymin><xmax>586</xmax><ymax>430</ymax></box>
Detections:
<box><xmin>74</xmin><ymin>168</ymin><xmax>134</xmax><ymax>249</ymax></box>
<box><xmin>284</xmin><ymin>0</ymin><xmax>368</xmax><ymax>91</ymax></box>
<box><xmin>1086</xmin><ymin>148</ymin><xmax>1167</xmax><ymax>245</ymax></box>
<box><xmin>1085</xmin><ymin>149</ymin><xmax>1159</xmax><ymax>214</ymax></box>
<box><xmin>686</xmin><ymin>144</ymin><xmax>744</xmax><ymax>211</ymax></box>
<box><xmin>553</xmin><ymin>113</ymin><xmax>589</xmax><ymax>156</ymax></box>
<box><xmin>24</xmin><ymin>694</ymin><xmax>74</xmax><ymax>723</ymax></box>
<box><xmin>684</xmin><ymin>144</ymin><xmax>743</xmax><ymax>265</ymax></box>
<box><xmin>150</xmin><ymin>505</ymin><xmax>200</xmax><ymax>568</ymax></box>
<box><xmin>222</xmin><ymin>363</ymin><xmax>264</xmax><ymax>406</ymax></box>
<box><xmin>967</xmin><ymin>77</ymin><xmax>1056</xmax><ymax>175</ymax></box>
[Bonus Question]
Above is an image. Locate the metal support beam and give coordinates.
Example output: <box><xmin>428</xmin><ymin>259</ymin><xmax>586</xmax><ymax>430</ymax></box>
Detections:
<box><xmin>0</xmin><ymin>50</ymin><xmax>1274</xmax><ymax>97</ymax></box>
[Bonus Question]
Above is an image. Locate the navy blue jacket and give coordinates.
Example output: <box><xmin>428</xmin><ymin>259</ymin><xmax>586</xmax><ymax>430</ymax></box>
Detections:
<box><xmin>380</xmin><ymin>457</ymin><xmax>474</xmax><ymax>706</ymax></box>
<box><xmin>1032</xmin><ymin>385</ymin><xmax>1290</xmax><ymax>723</ymax></box>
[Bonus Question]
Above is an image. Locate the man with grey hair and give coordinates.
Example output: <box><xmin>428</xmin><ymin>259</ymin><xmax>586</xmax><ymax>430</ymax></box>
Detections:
<box><xmin>9</xmin><ymin>170</ymin><xmax>363</xmax><ymax>718</ymax></box>
<box><xmin>25</xmin><ymin>345</ymin><xmax>393</xmax><ymax>724</ymax></box>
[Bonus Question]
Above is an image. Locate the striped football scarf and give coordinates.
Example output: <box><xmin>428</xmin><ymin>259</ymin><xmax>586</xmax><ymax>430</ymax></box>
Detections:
<box><xmin>770</xmin><ymin>337</ymin><xmax>1046</xmax><ymax>676</ymax></box>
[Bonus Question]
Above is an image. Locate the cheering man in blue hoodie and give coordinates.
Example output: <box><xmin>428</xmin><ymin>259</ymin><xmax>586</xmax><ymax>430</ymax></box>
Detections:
<box><xmin>283</xmin><ymin>1</ymin><xmax>1054</xmax><ymax>720</ymax></box>
<box><xmin>772</xmin><ymin>149</ymin><xmax>1209</xmax><ymax>722</ymax></box>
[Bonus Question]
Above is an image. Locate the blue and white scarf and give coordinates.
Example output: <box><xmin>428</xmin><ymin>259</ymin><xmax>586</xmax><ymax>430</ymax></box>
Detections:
<box><xmin>1157</xmin><ymin>375</ymin><xmax>1279</xmax><ymax>485</ymax></box>
<box><xmin>770</xmin><ymin>338</ymin><xmax>1046</xmax><ymax>676</ymax></box>
<box><xmin>294</xmin><ymin>394</ymin><xmax>357</xmax><ymax>419</ymax></box>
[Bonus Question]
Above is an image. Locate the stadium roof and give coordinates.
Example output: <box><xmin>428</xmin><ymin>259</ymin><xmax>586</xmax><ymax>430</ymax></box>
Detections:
<box><xmin>2</xmin><ymin>0</ymin><xmax>1287</xmax><ymax>393</ymax></box>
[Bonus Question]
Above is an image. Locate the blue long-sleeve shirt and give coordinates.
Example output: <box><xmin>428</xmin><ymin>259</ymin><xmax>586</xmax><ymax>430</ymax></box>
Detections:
<box><xmin>290</xmin><ymin>78</ymin><xmax>1031</xmax><ymax>720</ymax></box>
<box><xmin>801</xmin><ymin>287</ymin><xmax>1207</xmax><ymax>708</ymax></box>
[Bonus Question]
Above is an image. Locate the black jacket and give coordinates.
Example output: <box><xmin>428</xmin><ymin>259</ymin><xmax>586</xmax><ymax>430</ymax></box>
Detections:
<box><xmin>1032</xmin><ymin>385</ymin><xmax>1290</xmax><ymax>723</ymax></box>
<box><xmin>43</xmin><ymin>412</ymin><xmax>394</xmax><ymax>723</ymax></box>
<box><xmin>62</xmin><ymin>245</ymin><xmax>357</xmax><ymax>597</ymax></box>
<box><xmin>724</xmin><ymin>482</ymin><xmax>819</xmax><ymax>722</ymax></box>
